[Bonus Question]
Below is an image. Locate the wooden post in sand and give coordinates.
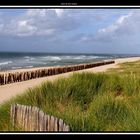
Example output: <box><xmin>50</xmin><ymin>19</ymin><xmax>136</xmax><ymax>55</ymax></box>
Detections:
<box><xmin>0</xmin><ymin>74</ymin><xmax>4</xmax><ymax>85</ymax></box>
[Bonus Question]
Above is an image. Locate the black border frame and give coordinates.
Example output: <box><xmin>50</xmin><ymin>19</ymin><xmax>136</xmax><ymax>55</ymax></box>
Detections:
<box><xmin>0</xmin><ymin>5</ymin><xmax>140</xmax><ymax>136</ymax></box>
<box><xmin>0</xmin><ymin>0</ymin><xmax>140</xmax><ymax>6</ymax></box>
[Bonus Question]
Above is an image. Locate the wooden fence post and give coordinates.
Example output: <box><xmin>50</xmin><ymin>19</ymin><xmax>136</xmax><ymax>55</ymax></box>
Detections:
<box><xmin>10</xmin><ymin>104</ymin><xmax>70</xmax><ymax>132</ymax></box>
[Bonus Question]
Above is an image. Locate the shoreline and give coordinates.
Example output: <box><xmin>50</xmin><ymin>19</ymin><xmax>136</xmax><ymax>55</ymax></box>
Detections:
<box><xmin>0</xmin><ymin>57</ymin><xmax>140</xmax><ymax>104</ymax></box>
<box><xmin>0</xmin><ymin>56</ymin><xmax>139</xmax><ymax>74</ymax></box>
<box><xmin>0</xmin><ymin>59</ymin><xmax>110</xmax><ymax>74</ymax></box>
<box><xmin>0</xmin><ymin>60</ymin><xmax>115</xmax><ymax>85</ymax></box>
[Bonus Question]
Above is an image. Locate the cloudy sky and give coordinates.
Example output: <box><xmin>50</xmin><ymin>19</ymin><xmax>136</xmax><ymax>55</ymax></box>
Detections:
<box><xmin>0</xmin><ymin>9</ymin><xmax>140</xmax><ymax>54</ymax></box>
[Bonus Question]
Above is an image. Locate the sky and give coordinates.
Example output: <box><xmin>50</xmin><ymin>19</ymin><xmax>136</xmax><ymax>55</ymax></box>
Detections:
<box><xmin>0</xmin><ymin>9</ymin><xmax>140</xmax><ymax>54</ymax></box>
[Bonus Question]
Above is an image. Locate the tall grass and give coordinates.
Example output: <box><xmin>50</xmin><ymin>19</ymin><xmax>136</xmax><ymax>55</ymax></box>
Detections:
<box><xmin>0</xmin><ymin>61</ymin><xmax>140</xmax><ymax>131</ymax></box>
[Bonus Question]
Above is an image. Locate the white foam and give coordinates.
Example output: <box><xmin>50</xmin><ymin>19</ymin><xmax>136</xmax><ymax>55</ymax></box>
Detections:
<box><xmin>41</xmin><ymin>56</ymin><xmax>61</xmax><ymax>61</ymax></box>
<box><xmin>73</xmin><ymin>55</ymin><xmax>103</xmax><ymax>60</ymax></box>
<box><xmin>12</xmin><ymin>66</ymin><xmax>22</xmax><ymax>69</ymax></box>
<box><xmin>61</xmin><ymin>56</ymin><xmax>73</xmax><ymax>59</ymax></box>
<box><xmin>74</xmin><ymin>55</ymin><xmax>106</xmax><ymax>60</ymax></box>
<box><xmin>74</xmin><ymin>55</ymin><xmax>86</xmax><ymax>60</ymax></box>
<box><xmin>26</xmin><ymin>66</ymin><xmax>34</xmax><ymax>68</ymax></box>
<box><xmin>0</xmin><ymin>61</ymin><xmax>13</xmax><ymax>66</ymax></box>
<box><xmin>24</xmin><ymin>56</ymin><xmax>35</xmax><ymax>61</ymax></box>
<box><xmin>86</xmin><ymin>56</ymin><xmax>102</xmax><ymax>59</ymax></box>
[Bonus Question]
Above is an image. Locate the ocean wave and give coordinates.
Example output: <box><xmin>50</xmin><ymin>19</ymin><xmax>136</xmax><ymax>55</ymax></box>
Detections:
<box><xmin>40</xmin><ymin>56</ymin><xmax>61</xmax><ymax>61</ymax></box>
<box><xmin>12</xmin><ymin>66</ymin><xmax>22</xmax><ymax>69</ymax></box>
<box><xmin>24</xmin><ymin>56</ymin><xmax>30</xmax><ymax>59</ymax></box>
<box><xmin>73</xmin><ymin>55</ymin><xmax>86</xmax><ymax>60</ymax></box>
<box><xmin>61</xmin><ymin>55</ymin><xmax>105</xmax><ymax>60</ymax></box>
<box><xmin>72</xmin><ymin>55</ymin><xmax>103</xmax><ymax>60</ymax></box>
<box><xmin>86</xmin><ymin>56</ymin><xmax>104</xmax><ymax>59</ymax></box>
<box><xmin>85</xmin><ymin>56</ymin><xmax>108</xmax><ymax>60</ymax></box>
<box><xmin>58</xmin><ymin>55</ymin><xmax>96</xmax><ymax>61</ymax></box>
<box><xmin>31</xmin><ymin>61</ymin><xmax>47</xmax><ymax>64</ymax></box>
<box><xmin>26</xmin><ymin>66</ymin><xmax>34</xmax><ymax>68</ymax></box>
<box><xmin>24</xmin><ymin>56</ymin><xmax>35</xmax><ymax>61</ymax></box>
<box><xmin>61</xmin><ymin>56</ymin><xmax>73</xmax><ymax>59</ymax></box>
<box><xmin>42</xmin><ymin>63</ymin><xmax>47</xmax><ymax>65</ymax></box>
<box><xmin>0</xmin><ymin>61</ymin><xmax>13</xmax><ymax>66</ymax></box>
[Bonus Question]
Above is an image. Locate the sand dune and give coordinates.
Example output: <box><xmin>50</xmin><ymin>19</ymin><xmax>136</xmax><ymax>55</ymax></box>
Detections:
<box><xmin>0</xmin><ymin>57</ymin><xmax>139</xmax><ymax>104</ymax></box>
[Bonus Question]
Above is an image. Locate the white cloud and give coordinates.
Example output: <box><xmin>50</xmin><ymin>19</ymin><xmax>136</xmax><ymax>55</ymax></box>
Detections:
<box><xmin>0</xmin><ymin>9</ymin><xmax>81</xmax><ymax>37</ymax></box>
<box><xmin>116</xmin><ymin>13</ymin><xmax>131</xmax><ymax>24</ymax></box>
<box><xmin>98</xmin><ymin>11</ymin><xmax>133</xmax><ymax>34</ymax></box>
<box><xmin>0</xmin><ymin>24</ymin><xmax>3</xmax><ymax>31</ymax></box>
<box><xmin>27</xmin><ymin>9</ymin><xmax>64</xmax><ymax>18</ymax></box>
<box><xmin>0</xmin><ymin>9</ymin><xmax>115</xmax><ymax>38</ymax></box>
<box><xmin>0</xmin><ymin>7</ymin><xmax>137</xmax><ymax>49</ymax></box>
<box><xmin>18</xmin><ymin>20</ymin><xmax>27</xmax><ymax>26</ymax></box>
<box><xmin>54</xmin><ymin>9</ymin><xmax>64</xmax><ymax>17</ymax></box>
<box><xmin>80</xmin><ymin>36</ymin><xmax>89</xmax><ymax>42</ymax></box>
<box><xmin>79</xmin><ymin>10</ymin><xmax>140</xmax><ymax>44</ymax></box>
<box><xmin>36</xmin><ymin>29</ymin><xmax>55</xmax><ymax>36</ymax></box>
<box><xmin>17</xmin><ymin>25</ymin><xmax>37</xmax><ymax>37</ymax></box>
<box><xmin>27</xmin><ymin>9</ymin><xmax>47</xmax><ymax>17</ymax></box>
<box><xmin>1</xmin><ymin>9</ymin><xmax>140</xmax><ymax>54</ymax></box>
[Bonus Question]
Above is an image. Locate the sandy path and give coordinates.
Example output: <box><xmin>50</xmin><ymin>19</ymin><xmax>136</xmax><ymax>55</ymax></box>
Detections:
<box><xmin>0</xmin><ymin>57</ymin><xmax>139</xmax><ymax>104</ymax></box>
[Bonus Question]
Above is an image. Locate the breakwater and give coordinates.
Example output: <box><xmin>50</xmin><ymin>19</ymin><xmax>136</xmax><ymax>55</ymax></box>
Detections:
<box><xmin>0</xmin><ymin>60</ymin><xmax>115</xmax><ymax>85</ymax></box>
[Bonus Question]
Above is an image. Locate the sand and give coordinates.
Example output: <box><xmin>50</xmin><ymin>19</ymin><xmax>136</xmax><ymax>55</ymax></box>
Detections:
<box><xmin>0</xmin><ymin>57</ymin><xmax>139</xmax><ymax>104</ymax></box>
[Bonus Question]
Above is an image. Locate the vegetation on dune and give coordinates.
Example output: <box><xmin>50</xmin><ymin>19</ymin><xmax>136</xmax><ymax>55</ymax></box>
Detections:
<box><xmin>0</xmin><ymin>60</ymin><xmax>140</xmax><ymax>131</ymax></box>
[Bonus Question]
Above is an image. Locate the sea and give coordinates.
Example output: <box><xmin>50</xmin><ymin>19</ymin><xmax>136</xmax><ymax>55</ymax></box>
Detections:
<box><xmin>0</xmin><ymin>52</ymin><xmax>139</xmax><ymax>71</ymax></box>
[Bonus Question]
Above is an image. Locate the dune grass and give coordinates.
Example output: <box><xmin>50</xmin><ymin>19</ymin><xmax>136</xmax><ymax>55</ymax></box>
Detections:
<box><xmin>0</xmin><ymin>60</ymin><xmax>140</xmax><ymax>131</ymax></box>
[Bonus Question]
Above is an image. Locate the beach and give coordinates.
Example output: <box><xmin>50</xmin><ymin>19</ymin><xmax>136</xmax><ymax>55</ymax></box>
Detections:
<box><xmin>0</xmin><ymin>57</ymin><xmax>139</xmax><ymax>104</ymax></box>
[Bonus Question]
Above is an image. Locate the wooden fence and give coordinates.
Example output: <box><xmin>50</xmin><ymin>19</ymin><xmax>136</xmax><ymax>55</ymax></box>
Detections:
<box><xmin>0</xmin><ymin>60</ymin><xmax>115</xmax><ymax>85</ymax></box>
<box><xmin>10</xmin><ymin>104</ymin><xmax>70</xmax><ymax>131</ymax></box>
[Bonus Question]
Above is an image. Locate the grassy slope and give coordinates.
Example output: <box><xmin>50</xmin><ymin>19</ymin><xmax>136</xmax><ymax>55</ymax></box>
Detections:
<box><xmin>0</xmin><ymin>60</ymin><xmax>140</xmax><ymax>131</ymax></box>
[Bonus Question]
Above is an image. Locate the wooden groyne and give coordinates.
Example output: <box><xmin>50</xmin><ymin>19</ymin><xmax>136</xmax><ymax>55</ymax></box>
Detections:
<box><xmin>10</xmin><ymin>104</ymin><xmax>70</xmax><ymax>131</ymax></box>
<box><xmin>0</xmin><ymin>60</ymin><xmax>115</xmax><ymax>85</ymax></box>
